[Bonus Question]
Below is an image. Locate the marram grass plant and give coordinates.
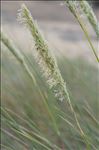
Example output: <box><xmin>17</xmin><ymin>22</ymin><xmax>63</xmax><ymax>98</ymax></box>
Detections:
<box><xmin>65</xmin><ymin>0</ymin><xmax>99</xmax><ymax>38</ymax></box>
<box><xmin>17</xmin><ymin>4</ymin><xmax>67</xmax><ymax>102</ymax></box>
<box><xmin>1</xmin><ymin>31</ymin><xmax>61</xmax><ymax>139</ymax></box>
<box><xmin>80</xmin><ymin>0</ymin><xmax>99</xmax><ymax>38</ymax></box>
<box><xmin>17</xmin><ymin>4</ymin><xmax>86</xmax><ymax>137</ymax></box>
<box><xmin>65</xmin><ymin>0</ymin><xmax>99</xmax><ymax>63</ymax></box>
<box><xmin>1</xmin><ymin>1</ymin><xmax>99</xmax><ymax>150</ymax></box>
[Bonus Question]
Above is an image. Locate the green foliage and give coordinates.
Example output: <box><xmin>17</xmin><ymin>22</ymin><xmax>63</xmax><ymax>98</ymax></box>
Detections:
<box><xmin>1</xmin><ymin>1</ymin><xmax>99</xmax><ymax>150</ymax></box>
<box><xmin>1</xmin><ymin>47</ymin><xmax>99</xmax><ymax>149</ymax></box>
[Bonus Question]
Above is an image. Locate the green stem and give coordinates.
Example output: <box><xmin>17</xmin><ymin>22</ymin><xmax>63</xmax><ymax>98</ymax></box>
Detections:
<box><xmin>1</xmin><ymin>31</ymin><xmax>37</xmax><ymax>84</ymax></box>
<box><xmin>80</xmin><ymin>0</ymin><xmax>99</xmax><ymax>38</ymax></box>
<box><xmin>75</xmin><ymin>13</ymin><xmax>99</xmax><ymax>63</ymax></box>
<box><xmin>65</xmin><ymin>0</ymin><xmax>99</xmax><ymax>63</ymax></box>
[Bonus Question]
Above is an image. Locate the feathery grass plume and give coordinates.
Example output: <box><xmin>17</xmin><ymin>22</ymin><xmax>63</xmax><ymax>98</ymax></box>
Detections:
<box><xmin>17</xmin><ymin>4</ymin><xmax>86</xmax><ymax>138</ymax></box>
<box><xmin>65</xmin><ymin>0</ymin><xmax>99</xmax><ymax>63</ymax></box>
<box><xmin>17</xmin><ymin>4</ymin><xmax>68</xmax><ymax>102</ymax></box>
<box><xmin>1</xmin><ymin>31</ymin><xmax>36</xmax><ymax>85</ymax></box>
<box><xmin>17</xmin><ymin>4</ymin><xmax>64</xmax><ymax>139</ymax></box>
<box><xmin>80</xmin><ymin>0</ymin><xmax>99</xmax><ymax>38</ymax></box>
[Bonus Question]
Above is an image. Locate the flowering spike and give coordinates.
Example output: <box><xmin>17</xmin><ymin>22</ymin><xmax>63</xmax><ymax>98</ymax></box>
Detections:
<box><xmin>18</xmin><ymin>4</ymin><xmax>68</xmax><ymax>102</ymax></box>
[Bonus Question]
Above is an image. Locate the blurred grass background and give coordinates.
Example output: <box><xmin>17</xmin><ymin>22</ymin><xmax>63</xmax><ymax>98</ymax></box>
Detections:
<box><xmin>1</xmin><ymin>1</ymin><xmax>99</xmax><ymax>149</ymax></box>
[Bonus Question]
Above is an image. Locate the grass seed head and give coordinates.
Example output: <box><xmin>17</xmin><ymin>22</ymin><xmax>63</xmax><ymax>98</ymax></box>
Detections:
<box><xmin>18</xmin><ymin>4</ymin><xmax>68</xmax><ymax>102</ymax></box>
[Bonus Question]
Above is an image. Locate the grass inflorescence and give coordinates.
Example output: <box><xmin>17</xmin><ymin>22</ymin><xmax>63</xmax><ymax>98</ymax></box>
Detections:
<box><xmin>17</xmin><ymin>4</ymin><xmax>68</xmax><ymax>102</ymax></box>
<box><xmin>80</xmin><ymin>0</ymin><xmax>99</xmax><ymax>38</ymax></box>
<box><xmin>65</xmin><ymin>0</ymin><xmax>99</xmax><ymax>63</ymax></box>
<box><xmin>1</xmin><ymin>1</ymin><xmax>99</xmax><ymax>150</ymax></box>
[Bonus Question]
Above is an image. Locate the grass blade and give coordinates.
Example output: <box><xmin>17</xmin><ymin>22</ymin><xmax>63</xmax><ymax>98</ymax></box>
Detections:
<box><xmin>1</xmin><ymin>31</ymin><xmax>36</xmax><ymax>85</ymax></box>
